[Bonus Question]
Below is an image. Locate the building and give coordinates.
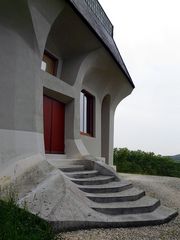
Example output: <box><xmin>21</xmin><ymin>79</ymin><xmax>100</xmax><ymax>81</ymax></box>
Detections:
<box><xmin>0</xmin><ymin>0</ymin><xmax>134</xmax><ymax>172</ymax></box>
<box><xmin>0</xmin><ymin>0</ymin><xmax>177</xmax><ymax>231</ymax></box>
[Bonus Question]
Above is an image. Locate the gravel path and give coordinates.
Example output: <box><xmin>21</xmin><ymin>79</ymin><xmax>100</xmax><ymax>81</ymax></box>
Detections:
<box><xmin>56</xmin><ymin>174</ymin><xmax>180</xmax><ymax>240</ymax></box>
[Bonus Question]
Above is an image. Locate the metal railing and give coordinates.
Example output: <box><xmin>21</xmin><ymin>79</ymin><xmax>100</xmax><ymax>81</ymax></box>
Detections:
<box><xmin>84</xmin><ymin>0</ymin><xmax>113</xmax><ymax>36</ymax></box>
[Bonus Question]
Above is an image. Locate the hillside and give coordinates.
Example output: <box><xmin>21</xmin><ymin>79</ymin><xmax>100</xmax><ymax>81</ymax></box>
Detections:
<box><xmin>169</xmin><ymin>154</ymin><xmax>180</xmax><ymax>162</ymax></box>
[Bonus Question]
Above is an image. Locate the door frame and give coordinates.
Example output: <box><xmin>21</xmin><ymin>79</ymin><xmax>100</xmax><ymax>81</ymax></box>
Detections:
<box><xmin>43</xmin><ymin>95</ymin><xmax>65</xmax><ymax>154</ymax></box>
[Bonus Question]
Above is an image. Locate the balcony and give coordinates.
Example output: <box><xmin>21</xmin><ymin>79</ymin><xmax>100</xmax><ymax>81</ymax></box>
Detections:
<box><xmin>84</xmin><ymin>0</ymin><xmax>113</xmax><ymax>36</ymax></box>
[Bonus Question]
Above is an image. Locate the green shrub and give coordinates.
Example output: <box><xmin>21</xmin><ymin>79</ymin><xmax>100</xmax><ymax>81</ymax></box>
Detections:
<box><xmin>114</xmin><ymin>148</ymin><xmax>180</xmax><ymax>178</ymax></box>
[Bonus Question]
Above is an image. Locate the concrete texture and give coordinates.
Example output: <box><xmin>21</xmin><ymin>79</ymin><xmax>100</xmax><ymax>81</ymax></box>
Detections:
<box><xmin>2</xmin><ymin>0</ymin><xmax>175</xmax><ymax>234</ymax></box>
<box><xmin>0</xmin><ymin>155</ymin><xmax>177</xmax><ymax>232</ymax></box>
<box><xmin>0</xmin><ymin>0</ymin><xmax>134</xmax><ymax>173</ymax></box>
<box><xmin>0</xmin><ymin>130</ymin><xmax>44</xmax><ymax>172</ymax></box>
<box><xmin>57</xmin><ymin>174</ymin><xmax>180</xmax><ymax>239</ymax></box>
<box><xmin>85</xmin><ymin>187</ymin><xmax>145</xmax><ymax>203</ymax></box>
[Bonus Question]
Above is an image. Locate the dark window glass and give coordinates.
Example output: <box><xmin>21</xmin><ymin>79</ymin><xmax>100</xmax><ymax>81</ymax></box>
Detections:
<box><xmin>80</xmin><ymin>90</ymin><xmax>94</xmax><ymax>137</ymax></box>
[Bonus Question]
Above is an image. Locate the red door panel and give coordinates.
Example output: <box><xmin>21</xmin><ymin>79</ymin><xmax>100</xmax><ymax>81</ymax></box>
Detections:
<box><xmin>43</xmin><ymin>95</ymin><xmax>65</xmax><ymax>154</ymax></box>
<box><xmin>43</xmin><ymin>96</ymin><xmax>52</xmax><ymax>153</ymax></box>
<box><xmin>51</xmin><ymin>100</ymin><xmax>65</xmax><ymax>153</ymax></box>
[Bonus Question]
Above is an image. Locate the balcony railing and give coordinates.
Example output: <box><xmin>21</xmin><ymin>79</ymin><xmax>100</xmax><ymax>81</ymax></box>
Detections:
<box><xmin>84</xmin><ymin>0</ymin><xmax>113</xmax><ymax>36</ymax></box>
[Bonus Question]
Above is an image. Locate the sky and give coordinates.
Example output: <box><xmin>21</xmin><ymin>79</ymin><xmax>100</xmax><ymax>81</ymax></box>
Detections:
<box><xmin>99</xmin><ymin>0</ymin><xmax>180</xmax><ymax>155</ymax></box>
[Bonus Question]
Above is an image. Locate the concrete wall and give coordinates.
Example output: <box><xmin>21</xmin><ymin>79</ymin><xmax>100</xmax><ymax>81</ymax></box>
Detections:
<box><xmin>0</xmin><ymin>0</ymin><xmax>65</xmax><ymax>173</ymax></box>
<box><xmin>0</xmin><ymin>0</ymin><xmax>133</xmax><ymax>174</ymax></box>
<box><xmin>0</xmin><ymin>0</ymin><xmax>41</xmax><ymax>171</ymax></box>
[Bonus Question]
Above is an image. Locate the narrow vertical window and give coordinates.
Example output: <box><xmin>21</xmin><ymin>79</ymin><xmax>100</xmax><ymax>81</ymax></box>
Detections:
<box><xmin>41</xmin><ymin>50</ymin><xmax>58</xmax><ymax>76</ymax></box>
<box><xmin>80</xmin><ymin>90</ymin><xmax>94</xmax><ymax>137</ymax></box>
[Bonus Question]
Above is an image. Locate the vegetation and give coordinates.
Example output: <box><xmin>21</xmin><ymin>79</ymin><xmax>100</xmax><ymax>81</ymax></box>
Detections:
<box><xmin>114</xmin><ymin>148</ymin><xmax>180</xmax><ymax>178</ymax></box>
<box><xmin>169</xmin><ymin>154</ymin><xmax>180</xmax><ymax>163</ymax></box>
<box><xmin>0</xmin><ymin>197</ymin><xmax>55</xmax><ymax>240</ymax></box>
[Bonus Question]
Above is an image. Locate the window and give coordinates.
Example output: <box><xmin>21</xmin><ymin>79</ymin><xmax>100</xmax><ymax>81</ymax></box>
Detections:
<box><xmin>41</xmin><ymin>51</ymin><xmax>58</xmax><ymax>76</ymax></box>
<box><xmin>80</xmin><ymin>90</ymin><xmax>95</xmax><ymax>137</ymax></box>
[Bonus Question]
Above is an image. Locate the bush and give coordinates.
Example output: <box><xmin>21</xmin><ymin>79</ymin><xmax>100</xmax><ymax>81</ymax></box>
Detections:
<box><xmin>114</xmin><ymin>148</ymin><xmax>180</xmax><ymax>178</ymax></box>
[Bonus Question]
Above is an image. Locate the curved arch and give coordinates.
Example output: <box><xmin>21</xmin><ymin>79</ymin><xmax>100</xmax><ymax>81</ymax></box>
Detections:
<box><xmin>74</xmin><ymin>47</ymin><xmax>133</xmax><ymax>101</ymax></box>
<box><xmin>74</xmin><ymin>48</ymin><xmax>110</xmax><ymax>87</ymax></box>
<box><xmin>42</xmin><ymin>4</ymin><xmax>104</xmax><ymax>86</ymax></box>
<box><xmin>28</xmin><ymin>0</ymin><xmax>66</xmax><ymax>56</ymax></box>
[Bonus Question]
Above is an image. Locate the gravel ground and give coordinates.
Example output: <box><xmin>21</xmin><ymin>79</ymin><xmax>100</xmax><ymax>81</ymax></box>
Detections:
<box><xmin>56</xmin><ymin>174</ymin><xmax>180</xmax><ymax>240</ymax></box>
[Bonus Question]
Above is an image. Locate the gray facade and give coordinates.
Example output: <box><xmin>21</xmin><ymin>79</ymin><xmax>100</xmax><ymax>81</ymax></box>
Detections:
<box><xmin>0</xmin><ymin>0</ymin><xmax>134</xmax><ymax>174</ymax></box>
<box><xmin>0</xmin><ymin>0</ymin><xmax>177</xmax><ymax>231</ymax></box>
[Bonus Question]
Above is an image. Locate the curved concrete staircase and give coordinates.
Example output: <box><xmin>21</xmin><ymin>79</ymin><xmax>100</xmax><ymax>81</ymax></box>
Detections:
<box><xmin>16</xmin><ymin>154</ymin><xmax>177</xmax><ymax>232</ymax></box>
<box><xmin>53</xmin><ymin>156</ymin><xmax>177</xmax><ymax>229</ymax></box>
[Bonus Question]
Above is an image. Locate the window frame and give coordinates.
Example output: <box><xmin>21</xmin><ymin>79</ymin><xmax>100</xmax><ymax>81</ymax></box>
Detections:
<box><xmin>80</xmin><ymin>90</ymin><xmax>95</xmax><ymax>137</ymax></box>
<box><xmin>41</xmin><ymin>50</ymin><xmax>58</xmax><ymax>76</ymax></box>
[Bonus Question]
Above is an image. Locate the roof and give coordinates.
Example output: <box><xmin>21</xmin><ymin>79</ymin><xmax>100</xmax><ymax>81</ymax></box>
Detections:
<box><xmin>68</xmin><ymin>0</ymin><xmax>135</xmax><ymax>88</ymax></box>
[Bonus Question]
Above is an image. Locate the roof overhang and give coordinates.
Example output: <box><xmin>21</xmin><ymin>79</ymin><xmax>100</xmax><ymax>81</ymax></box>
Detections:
<box><xmin>68</xmin><ymin>0</ymin><xmax>135</xmax><ymax>88</ymax></box>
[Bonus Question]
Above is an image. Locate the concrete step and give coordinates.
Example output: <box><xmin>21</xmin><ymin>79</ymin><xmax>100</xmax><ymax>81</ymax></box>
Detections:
<box><xmin>78</xmin><ymin>180</ymin><xmax>133</xmax><ymax>193</ymax></box>
<box><xmin>59</xmin><ymin>165</ymin><xmax>85</xmax><ymax>172</ymax></box>
<box><xmin>102</xmin><ymin>205</ymin><xmax>178</xmax><ymax>227</ymax></box>
<box><xmin>86</xmin><ymin>187</ymin><xmax>145</xmax><ymax>203</ymax></box>
<box><xmin>108</xmin><ymin>205</ymin><xmax>178</xmax><ymax>227</ymax></box>
<box><xmin>70</xmin><ymin>175</ymin><xmax>115</xmax><ymax>185</ymax></box>
<box><xmin>46</xmin><ymin>154</ymin><xmax>67</xmax><ymax>159</ymax></box>
<box><xmin>91</xmin><ymin>196</ymin><xmax>160</xmax><ymax>215</ymax></box>
<box><xmin>59</xmin><ymin>206</ymin><xmax>177</xmax><ymax>231</ymax></box>
<box><xmin>65</xmin><ymin>170</ymin><xmax>99</xmax><ymax>178</ymax></box>
<box><xmin>47</xmin><ymin>158</ymin><xmax>83</xmax><ymax>168</ymax></box>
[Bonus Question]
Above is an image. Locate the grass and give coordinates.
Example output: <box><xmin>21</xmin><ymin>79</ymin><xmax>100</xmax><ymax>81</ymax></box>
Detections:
<box><xmin>0</xmin><ymin>198</ymin><xmax>55</xmax><ymax>240</ymax></box>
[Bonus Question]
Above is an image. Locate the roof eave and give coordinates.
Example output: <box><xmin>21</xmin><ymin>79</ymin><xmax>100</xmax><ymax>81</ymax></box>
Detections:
<box><xmin>68</xmin><ymin>0</ymin><xmax>135</xmax><ymax>89</ymax></box>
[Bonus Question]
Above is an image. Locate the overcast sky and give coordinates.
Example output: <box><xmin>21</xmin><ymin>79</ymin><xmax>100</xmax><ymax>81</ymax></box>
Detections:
<box><xmin>99</xmin><ymin>0</ymin><xmax>180</xmax><ymax>155</ymax></box>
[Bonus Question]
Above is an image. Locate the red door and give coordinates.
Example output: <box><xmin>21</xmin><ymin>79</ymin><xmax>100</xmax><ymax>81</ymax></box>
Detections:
<box><xmin>43</xmin><ymin>95</ymin><xmax>65</xmax><ymax>154</ymax></box>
